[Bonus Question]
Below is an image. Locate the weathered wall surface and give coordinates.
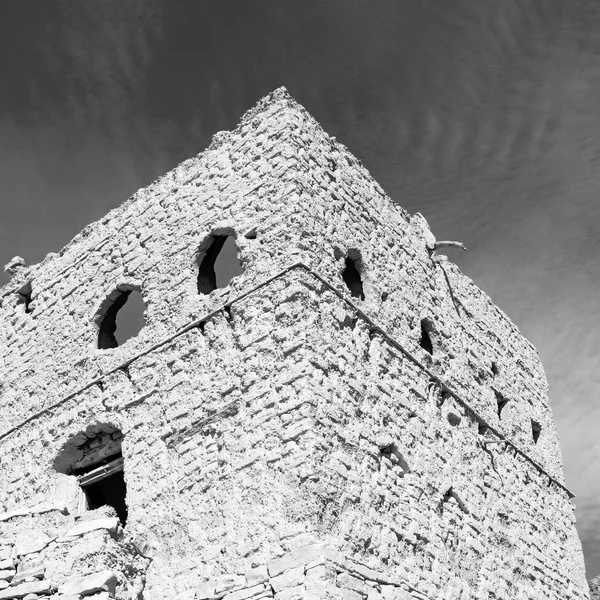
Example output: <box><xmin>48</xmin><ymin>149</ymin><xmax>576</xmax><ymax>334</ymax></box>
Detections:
<box><xmin>0</xmin><ymin>88</ymin><xmax>589</xmax><ymax>599</ymax></box>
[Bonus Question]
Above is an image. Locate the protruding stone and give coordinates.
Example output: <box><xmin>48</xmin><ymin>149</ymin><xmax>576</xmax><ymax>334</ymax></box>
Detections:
<box><xmin>60</xmin><ymin>517</ymin><xmax>119</xmax><ymax>541</ymax></box>
<box><xmin>3</xmin><ymin>256</ymin><xmax>25</xmax><ymax>276</ymax></box>
<box><xmin>0</xmin><ymin>580</ymin><xmax>54</xmax><ymax>599</ymax></box>
<box><xmin>58</xmin><ymin>570</ymin><xmax>117</xmax><ymax>597</ymax></box>
<box><xmin>13</xmin><ymin>556</ymin><xmax>44</xmax><ymax>585</ymax></box>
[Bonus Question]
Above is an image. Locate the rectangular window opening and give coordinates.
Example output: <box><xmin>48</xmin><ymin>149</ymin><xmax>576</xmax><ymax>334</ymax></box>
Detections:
<box><xmin>77</xmin><ymin>454</ymin><xmax>128</xmax><ymax>525</ymax></box>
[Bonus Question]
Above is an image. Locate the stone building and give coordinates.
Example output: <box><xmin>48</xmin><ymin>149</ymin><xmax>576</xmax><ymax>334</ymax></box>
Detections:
<box><xmin>0</xmin><ymin>88</ymin><xmax>589</xmax><ymax>599</ymax></box>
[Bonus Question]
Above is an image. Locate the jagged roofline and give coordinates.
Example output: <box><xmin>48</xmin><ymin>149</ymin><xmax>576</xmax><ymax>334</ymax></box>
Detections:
<box><xmin>1</xmin><ymin>86</ymin><xmax>407</xmax><ymax>295</ymax></box>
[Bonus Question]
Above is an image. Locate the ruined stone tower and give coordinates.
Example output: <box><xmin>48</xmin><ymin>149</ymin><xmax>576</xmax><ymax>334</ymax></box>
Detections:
<box><xmin>0</xmin><ymin>88</ymin><xmax>589</xmax><ymax>600</ymax></box>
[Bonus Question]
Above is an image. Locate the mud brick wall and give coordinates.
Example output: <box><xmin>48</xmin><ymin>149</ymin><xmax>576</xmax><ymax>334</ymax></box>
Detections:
<box><xmin>0</xmin><ymin>88</ymin><xmax>589</xmax><ymax>599</ymax></box>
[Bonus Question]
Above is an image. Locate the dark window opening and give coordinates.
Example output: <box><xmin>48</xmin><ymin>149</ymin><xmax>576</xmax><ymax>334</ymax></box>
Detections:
<box><xmin>77</xmin><ymin>454</ymin><xmax>128</xmax><ymax>525</ymax></box>
<box><xmin>54</xmin><ymin>425</ymin><xmax>127</xmax><ymax>526</ymax></box>
<box><xmin>197</xmin><ymin>235</ymin><xmax>242</xmax><ymax>294</ymax></box>
<box><xmin>419</xmin><ymin>320</ymin><xmax>434</xmax><ymax>355</ymax></box>
<box><xmin>495</xmin><ymin>390</ymin><xmax>509</xmax><ymax>418</ymax></box>
<box><xmin>447</xmin><ymin>412</ymin><xmax>461</xmax><ymax>426</ymax></box>
<box><xmin>17</xmin><ymin>282</ymin><xmax>33</xmax><ymax>314</ymax></box>
<box><xmin>98</xmin><ymin>289</ymin><xmax>145</xmax><ymax>349</ymax></box>
<box><xmin>531</xmin><ymin>420</ymin><xmax>542</xmax><ymax>444</ymax></box>
<box><xmin>342</xmin><ymin>257</ymin><xmax>364</xmax><ymax>300</ymax></box>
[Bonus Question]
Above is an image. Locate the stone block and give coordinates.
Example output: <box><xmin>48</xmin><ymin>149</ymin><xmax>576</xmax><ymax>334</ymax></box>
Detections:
<box><xmin>267</xmin><ymin>544</ymin><xmax>325</xmax><ymax>577</ymax></box>
<box><xmin>58</xmin><ymin>570</ymin><xmax>117</xmax><ymax>597</ymax></box>
<box><xmin>15</xmin><ymin>530</ymin><xmax>53</xmax><ymax>557</ymax></box>
<box><xmin>245</xmin><ymin>565</ymin><xmax>269</xmax><ymax>586</ymax></box>
<box><xmin>224</xmin><ymin>583</ymin><xmax>270</xmax><ymax>600</ymax></box>
<box><xmin>0</xmin><ymin>580</ymin><xmax>54</xmax><ymax>599</ymax></box>
<box><xmin>195</xmin><ymin>580</ymin><xmax>216</xmax><ymax>600</ymax></box>
<box><xmin>274</xmin><ymin>584</ymin><xmax>304</xmax><ymax>600</ymax></box>
<box><xmin>0</xmin><ymin>571</ymin><xmax>13</xmax><ymax>583</ymax></box>
<box><xmin>214</xmin><ymin>574</ymin><xmax>246</xmax><ymax>595</ymax></box>
<box><xmin>270</xmin><ymin>566</ymin><xmax>304</xmax><ymax>593</ymax></box>
<box><xmin>336</xmin><ymin>573</ymin><xmax>375</xmax><ymax>596</ymax></box>
<box><xmin>12</xmin><ymin>556</ymin><xmax>44</xmax><ymax>585</ymax></box>
<box><xmin>60</xmin><ymin>517</ymin><xmax>119</xmax><ymax>540</ymax></box>
<box><xmin>337</xmin><ymin>588</ymin><xmax>364</xmax><ymax>600</ymax></box>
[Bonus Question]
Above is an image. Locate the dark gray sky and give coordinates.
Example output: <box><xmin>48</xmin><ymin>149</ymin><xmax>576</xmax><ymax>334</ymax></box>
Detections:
<box><xmin>1</xmin><ymin>0</ymin><xmax>600</xmax><ymax>577</ymax></box>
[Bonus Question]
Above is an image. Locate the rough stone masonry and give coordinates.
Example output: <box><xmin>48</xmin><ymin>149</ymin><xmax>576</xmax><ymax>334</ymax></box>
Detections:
<box><xmin>0</xmin><ymin>88</ymin><xmax>590</xmax><ymax>599</ymax></box>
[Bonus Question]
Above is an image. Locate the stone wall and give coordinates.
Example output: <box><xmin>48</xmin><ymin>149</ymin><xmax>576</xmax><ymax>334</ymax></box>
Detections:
<box><xmin>0</xmin><ymin>88</ymin><xmax>588</xmax><ymax>599</ymax></box>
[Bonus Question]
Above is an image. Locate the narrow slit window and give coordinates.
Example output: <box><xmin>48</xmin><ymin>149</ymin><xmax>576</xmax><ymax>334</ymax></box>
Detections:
<box><xmin>342</xmin><ymin>256</ymin><xmax>364</xmax><ymax>300</ymax></box>
<box><xmin>419</xmin><ymin>320</ymin><xmax>434</xmax><ymax>355</ymax></box>
<box><xmin>197</xmin><ymin>234</ymin><xmax>242</xmax><ymax>294</ymax></box>
<box><xmin>495</xmin><ymin>390</ymin><xmax>509</xmax><ymax>418</ymax></box>
<box><xmin>531</xmin><ymin>420</ymin><xmax>542</xmax><ymax>444</ymax></box>
<box><xmin>17</xmin><ymin>282</ymin><xmax>33</xmax><ymax>314</ymax></box>
<box><xmin>98</xmin><ymin>289</ymin><xmax>145</xmax><ymax>349</ymax></box>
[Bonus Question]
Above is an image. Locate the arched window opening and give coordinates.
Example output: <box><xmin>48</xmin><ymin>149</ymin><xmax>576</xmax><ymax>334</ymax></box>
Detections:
<box><xmin>197</xmin><ymin>234</ymin><xmax>243</xmax><ymax>294</ymax></box>
<box><xmin>495</xmin><ymin>390</ymin><xmax>509</xmax><ymax>418</ymax></box>
<box><xmin>531</xmin><ymin>420</ymin><xmax>542</xmax><ymax>444</ymax></box>
<box><xmin>419</xmin><ymin>319</ymin><xmax>434</xmax><ymax>355</ymax></box>
<box><xmin>97</xmin><ymin>289</ymin><xmax>145</xmax><ymax>349</ymax></box>
<box><xmin>54</xmin><ymin>425</ymin><xmax>128</xmax><ymax>525</ymax></box>
<box><xmin>342</xmin><ymin>255</ymin><xmax>364</xmax><ymax>300</ymax></box>
<box><xmin>17</xmin><ymin>281</ymin><xmax>33</xmax><ymax>314</ymax></box>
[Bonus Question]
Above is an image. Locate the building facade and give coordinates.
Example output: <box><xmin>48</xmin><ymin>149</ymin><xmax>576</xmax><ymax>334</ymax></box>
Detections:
<box><xmin>0</xmin><ymin>88</ymin><xmax>589</xmax><ymax>599</ymax></box>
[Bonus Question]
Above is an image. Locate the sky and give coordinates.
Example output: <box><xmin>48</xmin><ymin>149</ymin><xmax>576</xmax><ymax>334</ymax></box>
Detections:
<box><xmin>1</xmin><ymin>0</ymin><xmax>600</xmax><ymax>577</ymax></box>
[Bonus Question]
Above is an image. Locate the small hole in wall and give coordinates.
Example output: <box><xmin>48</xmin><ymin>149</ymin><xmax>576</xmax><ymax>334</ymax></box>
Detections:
<box><xmin>419</xmin><ymin>320</ymin><xmax>434</xmax><ymax>355</ymax></box>
<box><xmin>197</xmin><ymin>234</ymin><xmax>243</xmax><ymax>294</ymax></box>
<box><xmin>438</xmin><ymin>487</ymin><xmax>468</xmax><ymax>515</ymax></box>
<box><xmin>244</xmin><ymin>228</ymin><xmax>257</xmax><ymax>240</ymax></box>
<box><xmin>379</xmin><ymin>443</ymin><xmax>410</xmax><ymax>475</ymax></box>
<box><xmin>491</xmin><ymin>362</ymin><xmax>499</xmax><ymax>377</ymax></box>
<box><xmin>97</xmin><ymin>290</ymin><xmax>145</xmax><ymax>349</ymax></box>
<box><xmin>447</xmin><ymin>413</ymin><xmax>461</xmax><ymax>426</ymax></box>
<box><xmin>495</xmin><ymin>391</ymin><xmax>509</xmax><ymax>418</ymax></box>
<box><xmin>531</xmin><ymin>420</ymin><xmax>542</xmax><ymax>444</ymax></box>
<box><xmin>381</xmin><ymin>291</ymin><xmax>389</xmax><ymax>302</ymax></box>
<box><xmin>342</xmin><ymin>255</ymin><xmax>365</xmax><ymax>300</ymax></box>
<box><xmin>478</xmin><ymin>423</ymin><xmax>489</xmax><ymax>436</ymax></box>
<box><xmin>17</xmin><ymin>282</ymin><xmax>33</xmax><ymax>314</ymax></box>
